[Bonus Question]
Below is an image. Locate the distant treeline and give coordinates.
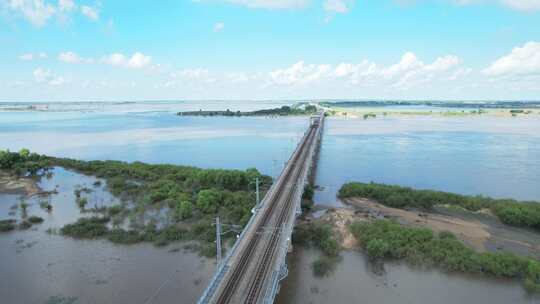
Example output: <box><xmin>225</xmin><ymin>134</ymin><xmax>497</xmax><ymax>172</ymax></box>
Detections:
<box><xmin>339</xmin><ymin>182</ymin><xmax>540</xmax><ymax>231</ymax></box>
<box><xmin>177</xmin><ymin>105</ymin><xmax>318</xmax><ymax>117</ymax></box>
<box><xmin>320</xmin><ymin>101</ymin><xmax>540</xmax><ymax>109</ymax></box>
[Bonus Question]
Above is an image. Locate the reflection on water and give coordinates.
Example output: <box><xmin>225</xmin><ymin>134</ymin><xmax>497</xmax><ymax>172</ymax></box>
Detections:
<box><xmin>276</xmin><ymin>249</ymin><xmax>540</xmax><ymax>304</ymax></box>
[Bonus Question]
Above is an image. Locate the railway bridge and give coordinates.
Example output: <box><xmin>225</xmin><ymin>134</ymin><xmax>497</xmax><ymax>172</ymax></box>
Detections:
<box><xmin>198</xmin><ymin>112</ymin><xmax>325</xmax><ymax>304</ymax></box>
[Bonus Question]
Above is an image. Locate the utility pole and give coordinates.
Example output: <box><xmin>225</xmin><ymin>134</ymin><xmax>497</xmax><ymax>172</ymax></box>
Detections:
<box><xmin>215</xmin><ymin>217</ymin><xmax>222</xmax><ymax>269</ymax></box>
<box><xmin>256</xmin><ymin>177</ymin><xmax>260</xmax><ymax>206</ymax></box>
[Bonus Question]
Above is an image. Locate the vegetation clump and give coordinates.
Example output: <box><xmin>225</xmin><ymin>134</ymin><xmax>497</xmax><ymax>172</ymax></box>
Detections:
<box><xmin>18</xmin><ymin>220</ymin><xmax>32</xmax><ymax>230</ymax></box>
<box><xmin>27</xmin><ymin>216</ymin><xmax>44</xmax><ymax>224</ymax></box>
<box><xmin>0</xmin><ymin>148</ymin><xmax>51</xmax><ymax>177</ymax></box>
<box><xmin>350</xmin><ymin>220</ymin><xmax>540</xmax><ymax>292</ymax></box>
<box><xmin>0</xmin><ymin>219</ymin><xmax>17</xmax><ymax>232</ymax></box>
<box><xmin>60</xmin><ymin>217</ymin><xmax>110</xmax><ymax>238</ymax></box>
<box><xmin>293</xmin><ymin>222</ymin><xmax>341</xmax><ymax>276</ymax></box>
<box><xmin>339</xmin><ymin>182</ymin><xmax>540</xmax><ymax>231</ymax></box>
<box><xmin>301</xmin><ymin>185</ymin><xmax>315</xmax><ymax>212</ymax></box>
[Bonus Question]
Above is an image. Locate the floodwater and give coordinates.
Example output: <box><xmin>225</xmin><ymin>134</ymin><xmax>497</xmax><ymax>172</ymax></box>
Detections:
<box><xmin>0</xmin><ymin>168</ymin><xmax>214</xmax><ymax>304</ymax></box>
<box><xmin>1</xmin><ymin>101</ymin><xmax>540</xmax><ymax>304</ymax></box>
<box><xmin>276</xmin><ymin>249</ymin><xmax>540</xmax><ymax>304</ymax></box>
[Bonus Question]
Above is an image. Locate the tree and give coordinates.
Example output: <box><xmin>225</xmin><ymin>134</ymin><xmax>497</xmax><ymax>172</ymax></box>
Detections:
<box><xmin>177</xmin><ymin>201</ymin><xmax>193</xmax><ymax>219</ymax></box>
<box><xmin>196</xmin><ymin>189</ymin><xmax>221</xmax><ymax>214</ymax></box>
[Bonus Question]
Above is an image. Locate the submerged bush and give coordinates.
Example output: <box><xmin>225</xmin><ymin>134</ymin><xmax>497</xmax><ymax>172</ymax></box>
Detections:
<box><xmin>0</xmin><ymin>219</ymin><xmax>17</xmax><ymax>232</ymax></box>
<box><xmin>18</xmin><ymin>221</ymin><xmax>32</xmax><ymax>230</ymax></box>
<box><xmin>60</xmin><ymin>217</ymin><xmax>110</xmax><ymax>238</ymax></box>
<box><xmin>312</xmin><ymin>256</ymin><xmax>339</xmax><ymax>277</ymax></box>
<box><xmin>108</xmin><ymin>229</ymin><xmax>142</xmax><ymax>244</ymax></box>
<box><xmin>27</xmin><ymin>216</ymin><xmax>44</xmax><ymax>224</ymax></box>
<box><xmin>293</xmin><ymin>222</ymin><xmax>340</xmax><ymax>256</ymax></box>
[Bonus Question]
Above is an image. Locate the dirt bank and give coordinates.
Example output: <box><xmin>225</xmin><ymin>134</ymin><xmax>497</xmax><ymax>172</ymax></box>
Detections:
<box><xmin>0</xmin><ymin>171</ymin><xmax>40</xmax><ymax>196</ymax></box>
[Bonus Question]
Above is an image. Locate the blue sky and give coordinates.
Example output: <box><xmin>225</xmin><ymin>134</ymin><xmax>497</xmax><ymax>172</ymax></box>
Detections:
<box><xmin>1</xmin><ymin>0</ymin><xmax>540</xmax><ymax>101</ymax></box>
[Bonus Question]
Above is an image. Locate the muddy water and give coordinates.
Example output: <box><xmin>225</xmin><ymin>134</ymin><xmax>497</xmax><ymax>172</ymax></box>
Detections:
<box><xmin>0</xmin><ymin>168</ymin><xmax>213</xmax><ymax>304</ymax></box>
<box><xmin>276</xmin><ymin>249</ymin><xmax>540</xmax><ymax>304</ymax></box>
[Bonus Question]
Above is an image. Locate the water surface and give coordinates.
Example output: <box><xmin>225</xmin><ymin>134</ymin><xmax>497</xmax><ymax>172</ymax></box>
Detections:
<box><xmin>2</xmin><ymin>102</ymin><xmax>540</xmax><ymax>303</ymax></box>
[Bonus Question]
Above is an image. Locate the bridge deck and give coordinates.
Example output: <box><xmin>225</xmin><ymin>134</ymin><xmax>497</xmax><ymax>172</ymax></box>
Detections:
<box><xmin>198</xmin><ymin>113</ymin><xmax>324</xmax><ymax>304</ymax></box>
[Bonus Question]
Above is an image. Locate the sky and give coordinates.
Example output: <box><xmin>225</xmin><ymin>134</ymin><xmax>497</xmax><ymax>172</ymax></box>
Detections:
<box><xmin>1</xmin><ymin>0</ymin><xmax>540</xmax><ymax>101</ymax></box>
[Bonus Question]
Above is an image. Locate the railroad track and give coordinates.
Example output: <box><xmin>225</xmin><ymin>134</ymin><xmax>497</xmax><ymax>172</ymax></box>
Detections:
<box><xmin>214</xmin><ymin>123</ymin><xmax>318</xmax><ymax>304</ymax></box>
<box><xmin>244</xmin><ymin>126</ymin><xmax>317</xmax><ymax>303</ymax></box>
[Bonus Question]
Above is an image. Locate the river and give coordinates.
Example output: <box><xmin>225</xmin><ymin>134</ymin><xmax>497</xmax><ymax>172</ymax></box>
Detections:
<box><xmin>1</xmin><ymin>101</ymin><xmax>539</xmax><ymax>303</ymax></box>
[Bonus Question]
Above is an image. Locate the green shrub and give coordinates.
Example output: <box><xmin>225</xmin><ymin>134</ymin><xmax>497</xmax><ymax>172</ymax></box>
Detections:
<box><xmin>525</xmin><ymin>260</ymin><xmax>540</xmax><ymax>292</ymax></box>
<box><xmin>60</xmin><ymin>217</ymin><xmax>110</xmax><ymax>238</ymax></box>
<box><xmin>28</xmin><ymin>216</ymin><xmax>44</xmax><ymax>224</ymax></box>
<box><xmin>366</xmin><ymin>239</ymin><xmax>390</xmax><ymax>259</ymax></box>
<box><xmin>107</xmin><ymin>205</ymin><xmax>123</xmax><ymax>216</ymax></box>
<box><xmin>196</xmin><ymin>189</ymin><xmax>222</xmax><ymax>214</ymax></box>
<box><xmin>77</xmin><ymin>197</ymin><xmax>88</xmax><ymax>209</ymax></box>
<box><xmin>176</xmin><ymin>201</ymin><xmax>193</xmax><ymax>220</ymax></box>
<box><xmin>293</xmin><ymin>223</ymin><xmax>340</xmax><ymax>257</ymax></box>
<box><xmin>0</xmin><ymin>219</ymin><xmax>16</xmax><ymax>232</ymax></box>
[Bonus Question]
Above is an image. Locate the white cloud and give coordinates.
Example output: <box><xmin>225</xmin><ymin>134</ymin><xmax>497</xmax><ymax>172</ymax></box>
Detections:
<box><xmin>58</xmin><ymin>0</ymin><xmax>75</xmax><ymax>12</ymax></box>
<box><xmin>270</xmin><ymin>61</ymin><xmax>332</xmax><ymax>85</ymax></box>
<box><xmin>81</xmin><ymin>5</ymin><xmax>98</xmax><ymax>20</ymax></box>
<box><xmin>128</xmin><ymin>52</ymin><xmax>152</xmax><ymax>69</ymax></box>
<box><xmin>5</xmin><ymin>0</ymin><xmax>104</xmax><ymax>26</ymax></box>
<box><xmin>19</xmin><ymin>52</ymin><xmax>48</xmax><ymax>60</ymax></box>
<box><xmin>19</xmin><ymin>53</ymin><xmax>33</xmax><ymax>61</ymax></box>
<box><xmin>268</xmin><ymin>52</ymin><xmax>462</xmax><ymax>89</ymax></box>
<box><xmin>213</xmin><ymin>21</ymin><xmax>225</xmax><ymax>32</ymax></box>
<box><xmin>33</xmin><ymin>68</ymin><xmax>65</xmax><ymax>85</ymax></box>
<box><xmin>58</xmin><ymin>51</ymin><xmax>82</xmax><ymax>63</ymax></box>
<box><xmin>451</xmin><ymin>0</ymin><xmax>540</xmax><ymax>11</ymax></box>
<box><xmin>483</xmin><ymin>41</ymin><xmax>540</xmax><ymax>76</ymax></box>
<box><xmin>324</xmin><ymin>0</ymin><xmax>353</xmax><ymax>13</ymax></box>
<box><xmin>6</xmin><ymin>0</ymin><xmax>56</xmax><ymax>27</ymax></box>
<box><xmin>102</xmin><ymin>52</ymin><xmax>152</xmax><ymax>69</ymax></box>
<box><xmin>500</xmin><ymin>0</ymin><xmax>540</xmax><ymax>12</ymax></box>
<box><xmin>224</xmin><ymin>0</ymin><xmax>310</xmax><ymax>9</ymax></box>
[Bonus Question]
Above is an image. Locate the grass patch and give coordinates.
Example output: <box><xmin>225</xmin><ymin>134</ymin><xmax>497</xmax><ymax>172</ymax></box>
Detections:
<box><xmin>350</xmin><ymin>220</ymin><xmax>540</xmax><ymax>292</ymax></box>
